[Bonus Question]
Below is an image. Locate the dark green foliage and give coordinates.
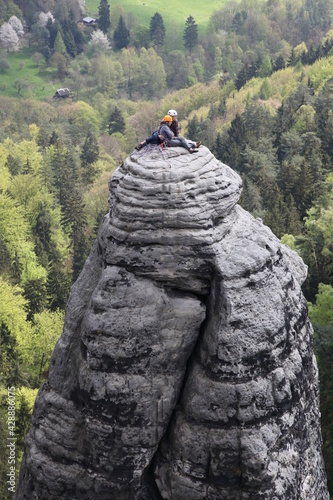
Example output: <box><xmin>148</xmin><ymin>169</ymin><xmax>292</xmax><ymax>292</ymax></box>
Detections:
<box><xmin>113</xmin><ymin>16</ymin><xmax>130</xmax><ymax>50</ymax></box>
<box><xmin>46</xmin><ymin>257</ymin><xmax>71</xmax><ymax>310</ymax></box>
<box><xmin>29</xmin><ymin>23</ymin><xmax>50</xmax><ymax>51</ymax></box>
<box><xmin>80</xmin><ymin>131</ymin><xmax>100</xmax><ymax>185</ymax></box>
<box><xmin>0</xmin><ymin>322</ymin><xmax>18</xmax><ymax>386</ymax></box>
<box><xmin>33</xmin><ymin>206</ymin><xmax>52</xmax><ymax>255</ymax></box>
<box><xmin>22</xmin><ymin>158</ymin><xmax>33</xmax><ymax>175</ymax></box>
<box><xmin>220</xmin><ymin>113</ymin><xmax>248</xmax><ymax>173</ymax></box>
<box><xmin>98</xmin><ymin>0</ymin><xmax>111</xmax><ymax>34</ymax></box>
<box><xmin>46</xmin><ymin>18</ymin><xmax>61</xmax><ymax>50</ymax></box>
<box><xmin>60</xmin><ymin>189</ymin><xmax>89</xmax><ymax>282</ymax></box>
<box><xmin>61</xmin><ymin>18</ymin><xmax>77</xmax><ymax>57</ymax></box>
<box><xmin>313</xmin><ymin>323</ymin><xmax>333</xmax><ymax>494</ymax></box>
<box><xmin>273</xmin><ymin>55</ymin><xmax>285</xmax><ymax>71</ymax></box>
<box><xmin>187</xmin><ymin>114</ymin><xmax>200</xmax><ymax>141</ymax></box>
<box><xmin>150</xmin><ymin>12</ymin><xmax>166</xmax><ymax>48</ymax></box>
<box><xmin>183</xmin><ymin>16</ymin><xmax>198</xmax><ymax>54</ymax></box>
<box><xmin>108</xmin><ymin>107</ymin><xmax>126</xmax><ymax>135</ymax></box>
<box><xmin>23</xmin><ymin>278</ymin><xmax>47</xmax><ymax>321</ymax></box>
<box><xmin>213</xmin><ymin>132</ymin><xmax>224</xmax><ymax>160</ymax></box>
<box><xmin>15</xmin><ymin>395</ymin><xmax>32</xmax><ymax>448</ymax></box>
<box><xmin>5</xmin><ymin>153</ymin><xmax>22</xmax><ymax>175</ymax></box>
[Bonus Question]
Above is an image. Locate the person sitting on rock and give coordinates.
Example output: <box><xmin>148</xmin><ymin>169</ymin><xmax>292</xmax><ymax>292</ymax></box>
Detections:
<box><xmin>168</xmin><ymin>109</ymin><xmax>201</xmax><ymax>149</ymax></box>
<box><xmin>136</xmin><ymin>116</ymin><xmax>199</xmax><ymax>153</ymax></box>
<box><xmin>135</xmin><ymin>127</ymin><xmax>163</xmax><ymax>150</ymax></box>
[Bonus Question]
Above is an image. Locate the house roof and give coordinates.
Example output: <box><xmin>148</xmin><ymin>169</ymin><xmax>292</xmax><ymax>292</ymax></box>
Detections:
<box><xmin>54</xmin><ymin>88</ymin><xmax>71</xmax><ymax>97</ymax></box>
<box><xmin>82</xmin><ymin>17</ymin><xmax>96</xmax><ymax>23</ymax></box>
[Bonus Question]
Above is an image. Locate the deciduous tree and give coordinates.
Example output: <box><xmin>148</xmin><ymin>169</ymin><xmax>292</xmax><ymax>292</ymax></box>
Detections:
<box><xmin>0</xmin><ymin>22</ymin><xmax>20</xmax><ymax>52</ymax></box>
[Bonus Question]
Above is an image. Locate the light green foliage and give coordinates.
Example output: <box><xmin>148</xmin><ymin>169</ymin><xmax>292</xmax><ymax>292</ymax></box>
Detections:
<box><xmin>294</xmin><ymin>41</ymin><xmax>308</xmax><ymax>59</ymax></box>
<box><xmin>19</xmin><ymin>309</ymin><xmax>64</xmax><ymax>380</ymax></box>
<box><xmin>307</xmin><ymin>56</ymin><xmax>333</xmax><ymax>90</ymax></box>
<box><xmin>259</xmin><ymin>78</ymin><xmax>272</xmax><ymax>99</ymax></box>
<box><xmin>281</xmin><ymin>234</ymin><xmax>298</xmax><ymax>251</ymax></box>
<box><xmin>258</xmin><ymin>55</ymin><xmax>272</xmax><ymax>78</ymax></box>
<box><xmin>0</xmin><ymin>277</ymin><xmax>28</xmax><ymax>341</ymax></box>
<box><xmin>69</xmin><ymin>101</ymin><xmax>101</xmax><ymax>139</ymax></box>
<box><xmin>1</xmin><ymin>137</ymin><xmax>43</xmax><ymax>175</ymax></box>
<box><xmin>292</xmin><ymin>104</ymin><xmax>316</xmax><ymax>133</ymax></box>
<box><xmin>305</xmin><ymin>197</ymin><xmax>333</xmax><ymax>261</ymax></box>
<box><xmin>53</xmin><ymin>31</ymin><xmax>67</xmax><ymax>55</ymax></box>
<box><xmin>308</xmin><ymin>284</ymin><xmax>333</xmax><ymax>325</ymax></box>
<box><xmin>92</xmin><ymin>55</ymin><xmax>125</xmax><ymax>97</ymax></box>
<box><xmin>0</xmin><ymin>192</ymin><xmax>47</xmax><ymax>285</ymax></box>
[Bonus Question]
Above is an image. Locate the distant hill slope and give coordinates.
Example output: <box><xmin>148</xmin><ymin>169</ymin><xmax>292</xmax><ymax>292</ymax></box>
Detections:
<box><xmin>85</xmin><ymin>0</ymin><xmax>229</xmax><ymax>37</ymax></box>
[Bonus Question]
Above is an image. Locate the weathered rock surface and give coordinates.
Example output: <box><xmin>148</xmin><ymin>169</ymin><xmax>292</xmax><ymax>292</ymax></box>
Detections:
<box><xmin>16</xmin><ymin>146</ymin><xmax>329</xmax><ymax>499</ymax></box>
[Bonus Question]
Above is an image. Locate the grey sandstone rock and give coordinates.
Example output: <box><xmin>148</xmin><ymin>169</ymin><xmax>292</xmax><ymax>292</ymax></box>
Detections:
<box><xmin>16</xmin><ymin>146</ymin><xmax>329</xmax><ymax>499</ymax></box>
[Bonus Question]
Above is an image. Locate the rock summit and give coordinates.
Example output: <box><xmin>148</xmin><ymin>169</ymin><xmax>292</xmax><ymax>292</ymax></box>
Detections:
<box><xmin>16</xmin><ymin>146</ymin><xmax>329</xmax><ymax>499</ymax></box>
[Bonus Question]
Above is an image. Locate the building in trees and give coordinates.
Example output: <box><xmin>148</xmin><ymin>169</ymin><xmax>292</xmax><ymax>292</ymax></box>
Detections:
<box><xmin>183</xmin><ymin>15</ymin><xmax>198</xmax><ymax>54</ymax></box>
<box><xmin>53</xmin><ymin>88</ymin><xmax>72</xmax><ymax>98</ymax></box>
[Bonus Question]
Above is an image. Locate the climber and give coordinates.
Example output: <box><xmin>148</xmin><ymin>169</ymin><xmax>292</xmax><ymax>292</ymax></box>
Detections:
<box><xmin>135</xmin><ymin>125</ymin><xmax>164</xmax><ymax>150</ymax></box>
<box><xmin>157</xmin><ymin>115</ymin><xmax>199</xmax><ymax>153</ymax></box>
<box><xmin>167</xmin><ymin>109</ymin><xmax>201</xmax><ymax>149</ymax></box>
<box><xmin>136</xmin><ymin>116</ymin><xmax>199</xmax><ymax>153</ymax></box>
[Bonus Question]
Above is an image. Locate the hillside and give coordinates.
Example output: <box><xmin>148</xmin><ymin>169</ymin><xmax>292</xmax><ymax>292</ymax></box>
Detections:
<box><xmin>85</xmin><ymin>0</ymin><xmax>224</xmax><ymax>33</ymax></box>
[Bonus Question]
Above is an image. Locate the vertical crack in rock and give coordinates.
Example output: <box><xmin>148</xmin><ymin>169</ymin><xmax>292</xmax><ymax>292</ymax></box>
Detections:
<box><xmin>16</xmin><ymin>146</ymin><xmax>329</xmax><ymax>499</ymax></box>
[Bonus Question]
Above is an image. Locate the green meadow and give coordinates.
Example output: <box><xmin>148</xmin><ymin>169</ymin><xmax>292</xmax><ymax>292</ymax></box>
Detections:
<box><xmin>85</xmin><ymin>0</ymin><xmax>224</xmax><ymax>33</ymax></box>
<box><xmin>0</xmin><ymin>47</ymin><xmax>57</xmax><ymax>100</ymax></box>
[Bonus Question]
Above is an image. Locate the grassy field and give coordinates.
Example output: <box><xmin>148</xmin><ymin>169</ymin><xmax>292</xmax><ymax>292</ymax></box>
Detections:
<box><xmin>0</xmin><ymin>47</ymin><xmax>57</xmax><ymax>100</ymax></box>
<box><xmin>86</xmin><ymin>0</ymin><xmax>224</xmax><ymax>34</ymax></box>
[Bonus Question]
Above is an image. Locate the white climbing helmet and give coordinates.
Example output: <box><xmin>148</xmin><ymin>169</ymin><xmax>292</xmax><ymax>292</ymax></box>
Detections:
<box><xmin>168</xmin><ymin>109</ymin><xmax>177</xmax><ymax>116</ymax></box>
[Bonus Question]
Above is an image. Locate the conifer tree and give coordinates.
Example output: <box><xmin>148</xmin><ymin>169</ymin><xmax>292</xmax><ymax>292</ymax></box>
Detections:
<box><xmin>22</xmin><ymin>278</ymin><xmax>47</xmax><ymax>321</ymax></box>
<box><xmin>187</xmin><ymin>114</ymin><xmax>200</xmax><ymax>140</ymax></box>
<box><xmin>60</xmin><ymin>189</ymin><xmax>88</xmax><ymax>281</ymax></box>
<box><xmin>213</xmin><ymin>132</ymin><xmax>224</xmax><ymax>161</ymax></box>
<box><xmin>149</xmin><ymin>12</ymin><xmax>165</xmax><ymax>49</ymax></box>
<box><xmin>113</xmin><ymin>15</ymin><xmax>130</xmax><ymax>50</ymax></box>
<box><xmin>183</xmin><ymin>16</ymin><xmax>198</xmax><ymax>54</ymax></box>
<box><xmin>98</xmin><ymin>0</ymin><xmax>111</xmax><ymax>34</ymax></box>
<box><xmin>22</xmin><ymin>158</ymin><xmax>33</xmax><ymax>175</ymax></box>
<box><xmin>46</xmin><ymin>249</ymin><xmax>71</xmax><ymax>310</ymax></box>
<box><xmin>5</xmin><ymin>154</ymin><xmax>21</xmax><ymax>175</ymax></box>
<box><xmin>80</xmin><ymin>131</ymin><xmax>99</xmax><ymax>185</ymax></box>
<box><xmin>61</xmin><ymin>18</ymin><xmax>77</xmax><ymax>57</ymax></box>
<box><xmin>222</xmin><ymin>113</ymin><xmax>247</xmax><ymax>173</ymax></box>
<box><xmin>46</xmin><ymin>18</ymin><xmax>60</xmax><ymax>49</ymax></box>
<box><xmin>108</xmin><ymin>106</ymin><xmax>125</xmax><ymax>135</ymax></box>
<box><xmin>53</xmin><ymin>28</ymin><xmax>66</xmax><ymax>54</ymax></box>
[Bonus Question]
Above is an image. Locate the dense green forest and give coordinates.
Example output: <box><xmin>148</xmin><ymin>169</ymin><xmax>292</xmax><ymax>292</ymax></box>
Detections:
<box><xmin>1</xmin><ymin>0</ymin><xmax>333</xmax><ymax>497</ymax></box>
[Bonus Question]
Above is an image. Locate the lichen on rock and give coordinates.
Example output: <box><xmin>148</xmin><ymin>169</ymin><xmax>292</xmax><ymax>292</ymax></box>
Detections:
<box><xmin>16</xmin><ymin>146</ymin><xmax>329</xmax><ymax>499</ymax></box>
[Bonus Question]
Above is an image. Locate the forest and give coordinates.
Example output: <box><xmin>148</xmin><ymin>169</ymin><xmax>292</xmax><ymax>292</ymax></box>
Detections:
<box><xmin>1</xmin><ymin>0</ymin><xmax>333</xmax><ymax>497</ymax></box>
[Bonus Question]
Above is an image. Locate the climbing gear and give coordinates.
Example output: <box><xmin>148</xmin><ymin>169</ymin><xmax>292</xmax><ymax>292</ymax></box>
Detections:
<box><xmin>163</xmin><ymin>115</ymin><xmax>173</xmax><ymax>122</ymax></box>
<box><xmin>168</xmin><ymin>109</ymin><xmax>178</xmax><ymax>116</ymax></box>
<box><xmin>135</xmin><ymin>143</ymin><xmax>143</xmax><ymax>150</ymax></box>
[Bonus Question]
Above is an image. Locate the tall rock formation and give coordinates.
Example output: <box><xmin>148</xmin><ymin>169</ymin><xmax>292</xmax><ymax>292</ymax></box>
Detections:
<box><xmin>16</xmin><ymin>146</ymin><xmax>329</xmax><ymax>499</ymax></box>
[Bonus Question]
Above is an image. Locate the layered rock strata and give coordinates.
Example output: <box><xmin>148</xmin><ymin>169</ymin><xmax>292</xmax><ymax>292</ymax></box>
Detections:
<box><xmin>16</xmin><ymin>146</ymin><xmax>329</xmax><ymax>499</ymax></box>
